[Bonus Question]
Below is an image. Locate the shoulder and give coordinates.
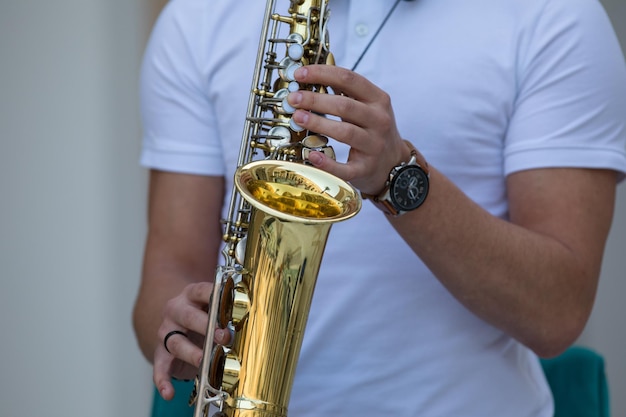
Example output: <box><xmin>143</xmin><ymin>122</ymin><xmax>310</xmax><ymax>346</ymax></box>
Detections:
<box><xmin>503</xmin><ymin>0</ymin><xmax>626</xmax><ymax>179</ymax></box>
<box><xmin>515</xmin><ymin>0</ymin><xmax>618</xmax><ymax>48</ymax></box>
<box><xmin>147</xmin><ymin>0</ymin><xmax>221</xmax><ymax>54</ymax></box>
<box><xmin>148</xmin><ymin>1</ymin><xmax>262</xmax><ymax>51</ymax></box>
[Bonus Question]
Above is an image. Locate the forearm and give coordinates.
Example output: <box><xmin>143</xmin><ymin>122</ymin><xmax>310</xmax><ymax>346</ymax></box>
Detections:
<box><xmin>389</xmin><ymin>166</ymin><xmax>615</xmax><ymax>357</ymax></box>
<box><xmin>132</xmin><ymin>170</ymin><xmax>225</xmax><ymax>363</ymax></box>
<box><xmin>395</xmin><ymin>205</ymin><xmax>588</xmax><ymax>356</ymax></box>
<box><xmin>133</xmin><ymin>235</ymin><xmax>217</xmax><ymax>363</ymax></box>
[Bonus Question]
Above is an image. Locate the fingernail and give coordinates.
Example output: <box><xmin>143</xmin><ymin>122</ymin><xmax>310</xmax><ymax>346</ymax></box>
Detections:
<box><xmin>308</xmin><ymin>152</ymin><xmax>323</xmax><ymax>165</ymax></box>
<box><xmin>293</xmin><ymin>110</ymin><xmax>309</xmax><ymax>124</ymax></box>
<box><xmin>289</xmin><ymin>91</ymin><xmax>302</xmax><ymax>105</ymax></box>
<box><xmin>294</xmin><ymin>67</ymin><xmax>307</xmax><ymax>80</ymax></box>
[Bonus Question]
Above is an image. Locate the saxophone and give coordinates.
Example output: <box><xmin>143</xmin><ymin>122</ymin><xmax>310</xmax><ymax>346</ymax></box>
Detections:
<box><xmin>189</xmin><ymin>1</ymin><xmax>361</xmax><ymax>416</ymax></box>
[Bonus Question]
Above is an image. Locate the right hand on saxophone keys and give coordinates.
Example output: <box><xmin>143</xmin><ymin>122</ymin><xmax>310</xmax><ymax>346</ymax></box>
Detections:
<box><xmin>153</xmin><ymin>281</ymin><xmax>231</xmax><ymax>401</ymax></box>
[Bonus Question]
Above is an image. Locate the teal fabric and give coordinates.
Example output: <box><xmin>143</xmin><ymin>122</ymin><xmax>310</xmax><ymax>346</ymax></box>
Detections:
<box><xmin>152</xmin><ymin>380</ymin><xmax>195</xmax><ymax>417</ymax></box>
<box><xmin>151</xmin><ymin>347</ymin><xmax>610</xmax><ymax>417</ymax></box>
<box><xmin>540</xmin><ymin>346</ymin><xmax>610</xmax><ymax>417</ymax></box>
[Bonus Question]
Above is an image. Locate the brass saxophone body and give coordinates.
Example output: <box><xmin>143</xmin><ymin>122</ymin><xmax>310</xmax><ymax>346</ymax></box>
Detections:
<box><xmin>190</xmin><ymin>1</ymin><xmax>361</xmax><ymax>416</ymax></box>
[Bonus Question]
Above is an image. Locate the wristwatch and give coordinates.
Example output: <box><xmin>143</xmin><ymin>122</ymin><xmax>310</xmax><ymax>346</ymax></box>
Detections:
<box><xmin>363</xmin><ymin>140</ymin><xmax>430</xmax><ymax>217</ymax></box>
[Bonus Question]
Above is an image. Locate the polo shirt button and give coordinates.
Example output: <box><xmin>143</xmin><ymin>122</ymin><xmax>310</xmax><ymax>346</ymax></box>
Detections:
<box><xmin>355</xmin><ymin>23</ymin><xmax>369</xmax><ymax>37</ymax></box>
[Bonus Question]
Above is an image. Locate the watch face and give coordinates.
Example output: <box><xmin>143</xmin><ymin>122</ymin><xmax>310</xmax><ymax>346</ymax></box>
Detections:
<box><xmin>389</xmin><ymin>165</ymin><xmax>429</xmax><ymax>211</ymax></box>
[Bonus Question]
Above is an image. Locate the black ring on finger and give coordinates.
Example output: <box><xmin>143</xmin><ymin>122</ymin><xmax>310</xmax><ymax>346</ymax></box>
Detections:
<box><xmin>163</xmin><ymin>330</ymin><xmax>188</xmax><ymax>354</ymax></box>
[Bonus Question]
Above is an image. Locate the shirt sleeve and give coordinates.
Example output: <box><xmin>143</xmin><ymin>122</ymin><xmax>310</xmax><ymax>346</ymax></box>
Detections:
<box><xmin>139</xmin><ymin>1</ymin><xmax>225</xmax><ymax>176</ymax></box>
<box><xmin>504</xmin><ymin>0</ymin><xmax>626</xmax><ymax>181</ymax></box>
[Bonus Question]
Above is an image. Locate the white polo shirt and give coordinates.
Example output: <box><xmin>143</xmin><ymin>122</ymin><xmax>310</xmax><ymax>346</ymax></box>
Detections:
<box><xmin>140</xmin><ymin>0</ymin><xmax>626</xmax><ymax>415</ymax></box>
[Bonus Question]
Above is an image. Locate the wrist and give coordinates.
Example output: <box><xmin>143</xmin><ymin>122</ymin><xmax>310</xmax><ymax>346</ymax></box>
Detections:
<box><xmin>362</xmin><ymin>140</ymin><xmax>430</xmax><ymax>217</ymax></box>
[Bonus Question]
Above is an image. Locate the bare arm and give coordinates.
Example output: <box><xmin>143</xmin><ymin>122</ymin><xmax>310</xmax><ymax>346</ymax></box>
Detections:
<box><xmin>132</xmin><ymin>170</ymin><xmax>224</xmax><ymax>396</ymax></box>
<box><xmin>287</xmin><ymin>64</ymin><xmax>618</xmax><ymax>357</ymax></box>
<box><xmin>389</xmin><ymin>166</ymin><xmax>616</xmax><ymax>357</ymax></box>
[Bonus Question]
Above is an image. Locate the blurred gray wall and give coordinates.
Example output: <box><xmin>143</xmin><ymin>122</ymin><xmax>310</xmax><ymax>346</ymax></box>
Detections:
<box><xmin>0</xmin><ymin>1</ymin><xmax>624</xmax><ymax>416</ymax></box>
<box><xmin>0</xmin><ymin>1</ymin><xmax>152</xmax><ymax>416</ymax></box>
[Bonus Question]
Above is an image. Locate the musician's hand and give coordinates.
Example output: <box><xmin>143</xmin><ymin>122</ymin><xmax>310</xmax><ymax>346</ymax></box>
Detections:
<box><xmin>288</xmin><ymin>64</ymin><xmax>412</xmax><ymax>195</ymax></box>
<box><xmin>153</xmin><ymin>282</ymin><xmax>231</xmax><ymax>400</ymax></box>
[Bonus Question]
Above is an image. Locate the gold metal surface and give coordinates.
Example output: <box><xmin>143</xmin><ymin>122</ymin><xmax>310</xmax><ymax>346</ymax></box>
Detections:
<box><xmin>206</xmin><ymin>161</ymin><xmax>359</xmax><ymax>417</ymax></box>
<box><xmin>226</xmin><ymin>164</ymin><xmax>358</xmax><ymax>416</ymax></box>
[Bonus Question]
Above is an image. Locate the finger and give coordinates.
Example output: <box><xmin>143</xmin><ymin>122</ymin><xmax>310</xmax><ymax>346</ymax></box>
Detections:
<box><xmin>215</xmin><ymin>327</ymin><xmax>232</xmax><ymax>346</ymax></box>
<box><xmin>184</xmin><ymin>281</ymin><xmax>214</xmax><ymax>305</ymax></box>
<box><xmin>291</xmin><ymin>109</ymin><xmax>369</xmax><ymax>151</ymax></box>
<box><xmin>288</xmin><ymin>90</ymin><xmax>370</xmax><ymax>127</ymax></box>
<box><xmin>165</xmin><ymin>285</ymin><xmax>208</xmax><ymax>337</ymax></box>
<box><xmin>153</xmin><ymin>347</ymin><xmax>176</xmax><ymax>401</ymax></box>
<box><xmin>165</xmin><ymin>330</ymin><xmax>204</xmax><ymax>367</ymax></box>
<box><xmin>171</xmin><ymin>304</ymin><xmax>210</xmax><ymax>336</ymax></box>
<box><xmin>158</xmin><ymin>324</ymin><xmax>204</xmax><ymax>366</ymax></box>
<box><xmin>307</xmin><ymin>150</ymin><xmax>364</xmax><ymax>184</ymax></box>
<box><xmin>294</xmin><ymin>65</ymin><xmax>386</xmax><ymax>103</ymax></box>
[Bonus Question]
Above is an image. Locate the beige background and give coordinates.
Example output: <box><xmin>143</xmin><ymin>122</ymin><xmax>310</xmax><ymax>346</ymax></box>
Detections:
<box><xmin>0</xmin><ymin>1</ymin><xmax>624</xmax><ymax>416</ymax></box>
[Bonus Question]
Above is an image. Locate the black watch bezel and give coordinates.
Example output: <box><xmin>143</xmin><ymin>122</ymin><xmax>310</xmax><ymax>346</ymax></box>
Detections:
<box><xmin>388</xmin><ymin>164</ymin><xmax>430</xmax><ymax>212</ymax></box>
